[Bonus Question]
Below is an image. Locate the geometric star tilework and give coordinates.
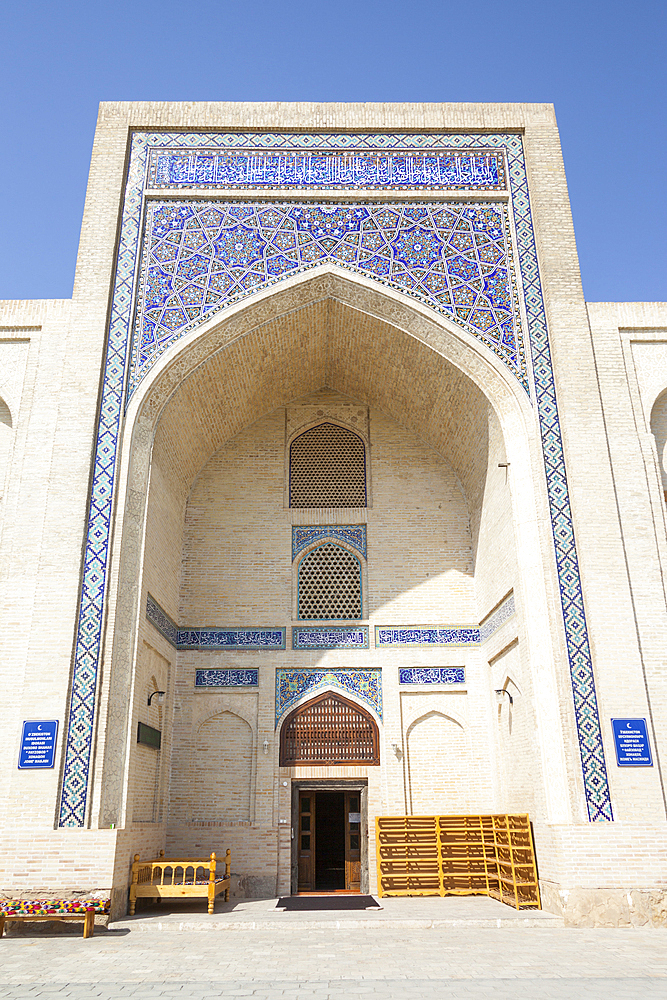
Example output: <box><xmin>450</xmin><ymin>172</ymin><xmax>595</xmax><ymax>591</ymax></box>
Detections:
<box><xmin>129</xmin><ymin>200</ymin><xmax>525</xmax><ymax>396</ymax></box>
<box><xmin>58</xmin><ymin>129</ymin><xmax>612</xmax><ymax>828</ymax></box>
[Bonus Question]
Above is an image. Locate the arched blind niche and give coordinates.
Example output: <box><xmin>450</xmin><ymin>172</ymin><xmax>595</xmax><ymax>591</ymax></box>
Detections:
<box><xmin>298</xmin><ymin>542</ymin><xmax>362</xmax><ymax>620</ymax></box>
<box><xmin>280</xmin><ymin>691</ymin><xmax>380</xmax><ymax>766</ymax></box>
<box><xmin>289</xmin><ymin>422</ymin><xmax>366</xmax><ymax>507</ymax></box>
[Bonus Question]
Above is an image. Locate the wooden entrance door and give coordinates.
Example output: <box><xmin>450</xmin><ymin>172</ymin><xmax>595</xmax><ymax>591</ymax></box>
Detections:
<box><xmin>297</xmin><ymin>790</ymin><xmax>362</xmax><ymax>892</ymax></box>
<box><xmin>345</xmin><ymin>791</ymin><xmax>361</xmax><ymax>891</ymax></box>
<box><xmin>297</xmin><ymin>792</ymin><xmax>315</xmax><ymax>891</ymax></box>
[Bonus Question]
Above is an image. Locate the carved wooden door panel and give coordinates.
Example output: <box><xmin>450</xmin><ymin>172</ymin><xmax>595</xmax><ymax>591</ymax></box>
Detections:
<box><xmin>345</xmin><ymin>791</ymin><xmax>361</xmax><ymax>891</ymax></box>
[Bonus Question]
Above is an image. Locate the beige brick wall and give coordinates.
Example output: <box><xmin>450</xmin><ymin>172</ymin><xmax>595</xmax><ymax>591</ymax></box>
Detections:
<box><xmin>130</xmin><ymin>387</ymin><xmax>527</xmax><ymax>895</ymax></box>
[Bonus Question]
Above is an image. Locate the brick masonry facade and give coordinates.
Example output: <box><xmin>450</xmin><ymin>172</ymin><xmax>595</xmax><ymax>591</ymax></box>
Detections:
<box><xmin>0</xmin><ymin>103</ymin><xmax>666</xmax><ymax>926</ymax></box>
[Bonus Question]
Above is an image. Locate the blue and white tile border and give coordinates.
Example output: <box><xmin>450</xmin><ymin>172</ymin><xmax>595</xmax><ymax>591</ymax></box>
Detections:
<box><xmin>399</xmin><ymin>667</ymin><xmax>465</xmax><ymax>685</ymax></box>
<box><xmin>195</xmin><ymin>669</ymin><xmax>258</xmax><ymax>687</ymax></box>
<box><xmin>146</xmin><ymin>593</ymin><xmax>178</xmax><ymax>646</ymax></box>
<box><xmin>376</xmin><ymin>626</ymin><xmax>479</xmax><ymax>647</ymax></box>
<box><xmin>177</xmin><ymin>629</ymin><xmax>285</xmax><ymax>651</ymax></box>
<box><xmin>145</xmin><ymin>594</ymin><xmax>285</xmax><ymax>651</ymax></box>
<box><xmin>292</xmin><ymin>626</ymin><xmax>369</xmax><ymax>650</ymax></box>
<box><xmin>479</xmin><ymin>592</ymin><xmax>516</xmax><ymax>643</ymax></box>
<box><xmin>58</xmin><ymin>128</ymin><xmax>612</xmax><ymax>827</ymax></box>
<box><xmin>147</xmin><ymin>148</ymin><xmax>506</xmax><ymax>191</ymax></box>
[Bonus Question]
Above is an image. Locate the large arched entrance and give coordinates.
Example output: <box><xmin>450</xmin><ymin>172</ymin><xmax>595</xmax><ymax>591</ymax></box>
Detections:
<box><xmin>86</xmin><ymin>269</ymin><xmax>571</xmax><ymax>897</ymax></box>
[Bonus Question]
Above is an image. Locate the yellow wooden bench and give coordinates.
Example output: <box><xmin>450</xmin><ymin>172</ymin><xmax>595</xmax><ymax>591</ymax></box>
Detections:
<box><xmin>129</xmin><ymin>849</ymin><xmax>231</xmax><ymax>915</ymax></box>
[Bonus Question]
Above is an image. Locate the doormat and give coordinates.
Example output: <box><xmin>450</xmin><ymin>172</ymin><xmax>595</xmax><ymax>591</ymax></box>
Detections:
<box><xmin>276</xmin><ymin>895</ymin><xmax>381</xmax><ymax>911</ymax></box>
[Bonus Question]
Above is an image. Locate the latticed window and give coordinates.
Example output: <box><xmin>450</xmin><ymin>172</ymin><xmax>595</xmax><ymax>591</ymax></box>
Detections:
<box><xmin>280</xmin><ymin>692</ymin><xmax>380</xmax><ymax>766</ymax></box>
<box><xmin>298</xmin><ymin>542</ymin><xmax>362</xmax><ymax>619</ymax></box>
<box><xmin>289</xmin><ymin>423</ymin><xmax>366</xmax><ymax>507</ymax></box>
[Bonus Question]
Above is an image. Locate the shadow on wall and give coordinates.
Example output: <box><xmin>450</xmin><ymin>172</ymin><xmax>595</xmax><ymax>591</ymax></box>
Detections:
<box><xmin>650</xmin><ymin>389</ymin><xmax>667</xmax><ymax>493</ymax></box>
<box><xmin>0</xmin><ymin>396</ymin><xmax>12</xmax><ymax>502</ymax></box>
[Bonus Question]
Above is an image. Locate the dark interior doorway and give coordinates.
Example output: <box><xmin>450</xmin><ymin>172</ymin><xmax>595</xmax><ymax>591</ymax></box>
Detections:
<box><xmin>314</xmin><ymin>792</ymin><xmax>345</xmax><ymax>890</ymax></box>
<box><xmin>297</xmin><ymin>789</ymin><xmax>362</xmax><ymax>892</ymax></box>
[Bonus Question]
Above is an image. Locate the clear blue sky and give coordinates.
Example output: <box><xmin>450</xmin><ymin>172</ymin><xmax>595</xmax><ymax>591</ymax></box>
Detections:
<box><xmin>2</xmin><ymin>0</ymin><xmax>665</xmax><ymax>302</ymax></box>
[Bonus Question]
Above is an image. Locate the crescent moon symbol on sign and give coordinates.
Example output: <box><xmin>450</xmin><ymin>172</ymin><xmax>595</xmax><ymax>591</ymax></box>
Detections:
<box><xmin>37</xmin><ymin>724</ymin><xmax>42</xmax><ymax>731</ymax></box>
<box><xmin>627</xmin><ymin>722</ymin><xmax>632</xmax><ymax>729</ymax></box>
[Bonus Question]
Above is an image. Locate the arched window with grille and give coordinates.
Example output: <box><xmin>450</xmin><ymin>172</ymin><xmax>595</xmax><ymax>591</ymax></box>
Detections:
<box><xmin>298</xmin><ymin>541</ymin><xmax>362</xmax><ymax>620</ymax></box>
<box><xmin>289</xmin><ymin>422</ymin><xmax>366</xmax><ymax>507</ymax></box>
<box><xmin>280</xmin><ymin>691</ymin><xmax>380</xmax><ymax>766</ymax></box>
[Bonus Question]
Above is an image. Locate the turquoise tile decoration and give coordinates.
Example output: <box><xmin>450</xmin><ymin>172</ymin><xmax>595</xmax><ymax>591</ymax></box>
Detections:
<box><xmin>292</xmin><ymin>525</ymin><xmax>366</xmax><ymax>560</ymax></box>
<box><xmin>276</xmin><ymin>668</ymin><xmax>382</xmax><ymax>725</ymax></box>
<box><xmin>58</xmin><ymin>130</ymin><xmax>612</xmax><ymax>828</ymax></box>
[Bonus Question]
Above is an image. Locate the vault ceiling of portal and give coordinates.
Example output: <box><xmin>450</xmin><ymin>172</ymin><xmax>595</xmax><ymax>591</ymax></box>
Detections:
<box><xmin>151</xmin><ymin>297</ymin><xmax>493</xmax><ymax>506</ymax></box>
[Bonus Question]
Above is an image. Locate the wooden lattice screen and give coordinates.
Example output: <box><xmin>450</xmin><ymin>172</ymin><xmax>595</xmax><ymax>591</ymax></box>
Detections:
<box><xmin>289</xmin><ymin>423</ymin><xmax>366</xmax><ymax>507</ymax></box>
<box><xmin>280</xmin><ymin>691</ymin><xmax>380</xmax><ymax>766</ymax></box>
<box><xmin>375</xmin><ymin>814</ymin><xmax>540</xmax><ymax>909</ymax></box>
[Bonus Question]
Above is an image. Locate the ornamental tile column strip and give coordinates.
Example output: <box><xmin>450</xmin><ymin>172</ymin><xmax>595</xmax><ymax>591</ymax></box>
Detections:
<box><xmin>506</xmin><ymin>139</ymin><xmax>613</xmax><ymax>821</ymax></box>
<box><xmin>58</xmin><ymin>135</ymin><xmax>149</xmax><ymax>827</ymax></box>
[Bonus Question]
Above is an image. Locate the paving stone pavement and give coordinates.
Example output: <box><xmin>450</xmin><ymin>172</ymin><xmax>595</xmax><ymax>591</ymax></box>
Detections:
<box><xmin>1</xmin><ymin>923</ymin><xmax>667</xmax><ymax>999</ymax></box>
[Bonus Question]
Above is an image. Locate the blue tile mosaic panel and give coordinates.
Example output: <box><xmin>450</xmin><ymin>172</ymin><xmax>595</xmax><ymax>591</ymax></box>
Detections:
<box><xmin>147</xmin><ymin>149</ymin><xmax>506</xmax><ymax>191</ymax></box>
<box><xmin>292</xmin><ymin>525</ymin><xmax>366</xmax><ymax>560</ymax></box>
<box><xmin>376</xmin><ymin>626</ymin><xmax>480</xmax><ymax>647</ymax></box>
<box><xmin>479</xmin><ymin>592</ymin><xmax>515</xmax><ymax>643</ymax></box>
<box><xmin>146</xmin><ymin>593</ymin><xmax>179</xmax><ymax>646</ymax></box>
<box><xmin>399</xmin><ymin>667</ymin><xmax>466</xmax><ymax>685</ymax></box>
<box><xmin>130</xmin><ymin>200</ymin><xmax>525</xmax><ymax>396</ymax></box>
<box><xmin>292</xmin><ymin>626</ymin><xmax>369</xmax><ymax>650</ymax></box>
<box><xmin>145</xmin><ymin>595</ymin><xmax>284</xmax><ymax>650</ymax></box>
<box><xmin>276</xmin><ymin>668</ymin><xmax>382</xmax><ymax>724</ymax></box>
<box><xmin>178</xmin><ymin>628</ymin><xmax>285</xmax><ymax>650</ymax></box>
<box><xmin>59</xmin><ymin>129</ymin><xmax>612</xmax><ymax>829</ymax></box>
<box><xmin>195</xmin><ymin>669</ymin><xmax>258</xmax><ymax>687</ymax></box>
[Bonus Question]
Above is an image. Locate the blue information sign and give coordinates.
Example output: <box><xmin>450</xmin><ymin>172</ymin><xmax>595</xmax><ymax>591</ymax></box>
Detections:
<box><xmin>611</xmin><ymin>718</ymin><xmax>652</xmax><ymax>766</ymax></box>
<box><xmin>18</xmin><ymin>720</ymin><xmax>59</xmax><ymax>769</ymax></box>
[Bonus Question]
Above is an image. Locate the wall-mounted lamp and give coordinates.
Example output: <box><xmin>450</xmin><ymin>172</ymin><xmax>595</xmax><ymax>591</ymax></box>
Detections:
<box><xmin>147</xmin><ymin>690</ymin><xmax>165</xmax><ymax>707</ymax></box>
<box><xmin>262</xmin><ymin>739</ymin><xmax>270</xmax><ymax>755</ymax></box>
<box><xmin>495</xmin><ymin>688</ymin><xmax>513</xmax><ymax>706</ymax></box>
<box><xmin>390</xmin><ymin>742</ymin><xmax>402</xmax><ymax>757</ymax></box>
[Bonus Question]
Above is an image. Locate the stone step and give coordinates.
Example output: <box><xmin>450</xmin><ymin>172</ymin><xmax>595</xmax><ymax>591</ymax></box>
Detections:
<box><xmin>111</xmin><ymin>895</ymin><xmax>565</xmax><ymax>931</ymax></box>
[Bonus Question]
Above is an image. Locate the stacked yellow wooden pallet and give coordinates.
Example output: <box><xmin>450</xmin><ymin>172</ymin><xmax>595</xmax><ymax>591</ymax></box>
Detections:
<box><xmin>375</xmin><ymin>814</ymin><xmax>540</xmax><ymax>909</ymax></box>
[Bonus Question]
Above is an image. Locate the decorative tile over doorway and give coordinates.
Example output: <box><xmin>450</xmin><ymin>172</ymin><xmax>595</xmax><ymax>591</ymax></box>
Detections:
<box><xmin>276</xmin><ymin>668</ymin><xmax>382</xmax><ymax>725</ymax></box>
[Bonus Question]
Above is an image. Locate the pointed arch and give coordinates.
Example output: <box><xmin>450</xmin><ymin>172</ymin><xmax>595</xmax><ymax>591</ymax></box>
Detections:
<box><xmin>279</xmin><ymin>690</ymin><xmax>380</xmax><ymax>766</ymax></box>
<box><xmin>88</xmin><ymin>269</ymin><xmax>568</xmax><ymax>831</ymax></box>
<box><xmin>194</xmin><ymin>710</ymin><xmax>254</xmax><ymax>822</ymax></box>
<box><xmin>406</xmin><ymin>710</ymin><xmax>473</xmax><ymax>815</ymax></box>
